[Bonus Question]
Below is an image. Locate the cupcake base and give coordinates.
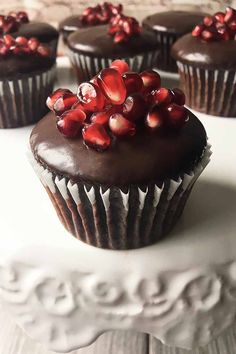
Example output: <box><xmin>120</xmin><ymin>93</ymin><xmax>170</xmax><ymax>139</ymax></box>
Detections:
<box><xmin>29</xmin><ymin>144</ymin><xmax>211</xmax><ymax>250</ymax></box>
<box><xmin>177</xmin><ymin>62</ymin><xmax>236</xmax><ymax>117</ymax></box>
<box><xmin>154</xmin><ymin>32</ymin><xmax>178</xmax><ymax>73</ymax></box>
<box><xmin>68</xmin><ymin>50</ymin><xmax>159</xmax><ymax>82</ymax></box>
<box><xmin>0</xmin><ymin>66</ymin><xmax>56</xmax><ymax>129</ymax></box>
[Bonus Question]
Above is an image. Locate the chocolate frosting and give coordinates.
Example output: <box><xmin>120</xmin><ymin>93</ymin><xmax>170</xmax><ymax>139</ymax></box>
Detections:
<box><xmin>59</xmin><ymin>15</ymin><xmax>86</xmax><ymax>33</ymax></box>
<box><xmin>11</xmin><ymin>22</ymin><xmax>58</xmax><ymax>43</ymax></box>
<box><xmin>142</xmin><ymin>11</ymin><xmax>207</xmax><ymax>35</ymax></box>
<box><xmin>30</xmin><ymin>111</ymin><xmax>207</xmax><ymax>187</ymax></box>
<box><xmin>171</xmin><ymin>33</ymin><xmax>236</xmax><ymax>70</ymax></box>
<box><xmin>0</xmin><ymin>54</ymin><xmax>55</xmax><ymax>78</ymax></box>
<box><xmin>67</xmin><ymin>25</ymin><xmax>157</xmax><ymax>57</ymax></box>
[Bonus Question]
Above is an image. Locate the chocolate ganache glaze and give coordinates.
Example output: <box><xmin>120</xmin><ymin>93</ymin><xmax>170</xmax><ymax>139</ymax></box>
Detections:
<box><xmin>67</xmin><ymin>25</ymin><xmax>157</xmax><ymax>58</ymax></box>
<box><xmin>142</xmin><ymin>11</ymin><xmax>207</xmax><ymax>35</ymax></box>
<box><xmin>172</xmin><ymin>33</ymin><xmax>236</xmax><ymax>70</ymax></box>
<box><xmin>10</xmin><ymin>22</ymin><xmax>58</xmax><ymax>43</ymax></box>
<box><xmin>30</xmin><ymin>111</ymin><xmax>207</xmax><ymax>187</ymax></box>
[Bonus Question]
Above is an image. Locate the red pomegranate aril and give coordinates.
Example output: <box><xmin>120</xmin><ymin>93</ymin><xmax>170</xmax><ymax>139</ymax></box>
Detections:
<box><xmin>16</xmin><ymin>11</ymin><xmax>29</xmax><ymax>23</ymax></box>
<box><xmin>201</xmin><ymin>29</ymin><xmax>217</xmax><ymax>41</ymax></box>
<box><xmin>108</xmin><ymin>24</ymin><xmax>120</xmax><ymax>35</ymax></box>
<box><xmin>91</xmin><ymin>111</ymin><xmax>111</xmax><ymax>125</ymax></box>
<box><xmin>122</xmin><ymin>72</ymin><xmax>144</xmax><ymax>95</ymax></box>
<box><xmin>140</xmin><ymin>70</ymin><xmax>161</xmax><ymax>92</ymax></box>
<box><xmin>77</xmin><ymin>82</ymin><xmax>105</xmax><ymax>112</ymax></box>
<box><xmin>110</xmin><ymin>60</ymin><xmax>130</xmax><ymax>74</ymax></box>
<box><xmin>149</xmin><ymin>87</ymin><xmax>173</xmax><ymax>106</ymax></box>
<box><xmin>145</xmin><ymin>106</ymin><xmax>165</xmax><ymax>130</ymax></box>
<box><xmin>165</xmin><ymin>103</ymin><xmax>188</xmax><ymax>129</ymax></box>
<box><xmin>109</xmin><ymin>113</ymin><xmax>136</xmax><ymax>136</ymax></box>
<box><xmin>82</xmin><ymin>7</ymin><xmax>93</xmax><ymax>17</ymax></box>
<box><xmin>37</xmin><ymin>45</ymin><xmax>50</xmax><ymax>57</ymax></box>
<box><xmin>28</xmin><ymin>37</ymin><xmax>39</xmax><ymax>51</ymax></box>
<box><xmin>46</xmin><ymin>88</ymin><xmax>73</xmax><ymax>110</ymax></box>
<box><xmin>53</xmin><ymin>93</ymin><xmax>78</xmax><ymax>115</ymax></box>
<box><xmin>214</xmin><ymin>12</ymin><xmax>225</xmax><ymax>24</ymax></box>
<box><xmin>123</xmin><ymin>93</ymin><xmax>147</xmax><ymax>121</ymax></box>
<box><xmin>224</xmin><ymin>7</ymin><xmax>236</xmax><ymax>24</ymax></box>
<box><xmin>228</xmin><ymin>20</ymin><xmax>236</xmax><ymax>31</ymax></box>
<box><xmin>114</xmin><ymin>30</ymin><xmax>129</xmax><ymax>43</ymax></box>
<box><xmin>3</xmin><ymin>34</ymin><xmax>15</xmax><ymax>47</ymax></box>
<box><xmin>0</xmin><ymin>44</ymin><xmax>8</xmax><ymax>56</ymax></box>
<box><xmin>97</xmin><ymin>68</ymin><xmax>127</xmax><ymax>105</ymax></box>
<box><xmin>218</xmin><ymin>26</ymin><xmax>231</xmax><ymax>40</ymax></box>
<box><xmin>57</xmin><ymin>109</ymin><xmax>86</xmax><ymax>138</ymax></box>
<box><xmin>15</xmin><ymin>36</ymin><xmax>28</xmax><ymax>46</ymax></box>
<box><xmin>171</xmin><ymin>88</ymin><xmax>185</xmax><ymax>106</ymax></box>
<box><xmin>122</xmin><ymin>19</ymin><xmax>133</xmax><ymax>35</ymax></box>
<box><xmin>192</xmin><ymin>24</ymin><xmax>205</xmax><ymax>37</ymax></box>
<box><xmin>83</xmin><ymin>123</ymin><xmax>111</xmax><ymax>151</ymax></box>
<box><xmin>203</xmin><ymin>16</ymin><xmax>214</xmax><ymax>27</ymax></box>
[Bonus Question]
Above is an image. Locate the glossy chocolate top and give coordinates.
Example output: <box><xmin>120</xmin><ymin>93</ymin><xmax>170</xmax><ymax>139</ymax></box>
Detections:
<box><xmin>142</xmin><ymin>11</ymin><xmax>207</xmax><ymax>35</ymax></box>
<box><xmin>0</xmin><ymin>54</ymin><xmax>54</xmax><ymax>78</ymax></box>
<box><xmin>30</xmin><ymin>111</ymin><xmax>207</xmax><ymax>187</ymax></box>
<box><xmin>171</xmin><ymin>33</ymin><xmax>236</xmax><ymax>69</ymax></box>
<box><xmin>59</xmin><ymin>15</ymin><xmax>90</xmax><ymax>33</ymax></box>
<box><xmin>11</xmin><ymin>22</ymin><xmax>58</xmax><ymax>43</ymax></box>
<box><xmin>67</xmin><ymin>25</ymin><xmax>157</xmax><ymax>57</ymax></box>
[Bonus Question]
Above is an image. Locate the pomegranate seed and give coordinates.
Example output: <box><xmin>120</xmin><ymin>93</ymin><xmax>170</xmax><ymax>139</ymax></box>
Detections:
<box><xmin>13</xmin><ymin>46</ymin><xmax>25</xmax><ymax>55</ymax></box>
<box><xmin>122</xmin><ymin>19</ymin><xmax>133</xmax><ymax>35</ymax></box>
<box><xmin>71</xmin><ymin>100</ymin><xmax>88</xmax><ymax>113</ymax></box>
<box><xmin>224</xmin><ymin>7</ymin><xmax>236</xmax><ymax>24</ymax></box>
<box><xmin>16</xmin><ymin>11</ymin><xmax>29</xmax><ymax>23</ymax></box>
<box><xmin>86</xmin><ymin>13</ymin><xmax>98</xmax><ymax>25</ymax></box>
<box><xmin>145</xmin><ymin>106</ymin><xmax>165</xmax><ymax>130</ymax></box>
<box><xmin>82</xmin><ymin>7</ymin><xmax>93</xmax><ymax>17</ymax></box>
<box><xmin>8</xmin><ymin>11</ymin><xmax>17</xmax><ymax>18</ymax></box>
<box><xmin>171</xmin><ymin>88</ymin><xmax>185</xmax><ymax>106</ymax></box>
<box><xmin>148</xmin><ymin>88</ymin><xmax>173</xmax><ymax>106</ymax></box>
<box><xmin>228</xmin><ymin>20</ymin><xmax>236</xmax><ymax>31</ymax></box>
<box><xmin>28</xmin><ymin>37</ymin><xmax>39</xmax><ymax>51</ymax></box>
<box><xmin>109</xmin><ymin>113</ymin><xmax>136</xmax><ymax>136</ymax></box>
<box><xmin>37</xmin><ymin>45</ymin><xmax>50</xmax><ymax>57</ymax></box>
<box><xmin>57</xmin><ymin>109</ymin><xmax>86</xmax><ymax>138</ymax></box>
<box><xmin>122</xmin><ymin>72</ymin><xmax>144</xmax><ymax>95</ymax></box>
<box><xmin>15</xmin><ymin>36</ymin><xmax>28</xmax><ymax>46</ymax></box>
<box><xmin>192</xmin><ymin>24</ymin><xmax>205</xmax><ymax>37</ymax></box>
<box><xmin>3</xmin><ymin>34</ymin><xmax>15</xmax><ymax>47</ymax></box>
<box><xmin>218</xmin><ymin>26</ymin><xmax>231</xmax><ymax>40</ymax></box>
<box><xmin>108</xmin><ymin>24</ymin><xmax>120</xmax><ymax>35</ymax></box>
<box><xmin>53</xmin><ymin>93</ymin><xmax>78</xmax><ymax>115</ymax></box>
<box><xmin>110</xmin><ymin>60</ymin><xmax>130</xmax><ymax>74</ymax></box>
<box><xmin>165</xmin><ymin>103</ymin><xmax>189</xmax><ymax>129</ymax></box>
<box><xmin>77</xmin><ymin>82</ymin><xmax>105</xmax><ymax>112</ymax></box>
<box><xmin>46</xmin><ymin>89</ymin><xmax>73</xmax><ymax>110</ymax></box>
<box><xmin>203</xmin><ymin>16</ymin><xmax>214</xmax><ymax>27</ymax></box>
<box><xmin>0</xmin><ymin>43</ymin><xmax>8</xmax><ymax>56</ymax></box>
<box><xmin>82</xmin><ymin>123</ymin><xmax>111</xmax><ymax>151</ymax></box>
<box><xmin>201</xmin><ymin>29</ymin><xmax>217</xmax><ymax>41</ymax></box>
<box><xmin>97</xmin><ymin>68</ymin><xmax>127</xmax><ymax>105</ymax></box>
<box><xmin>123</xmin><ymin>93</ymin><xmax>147</xmax><ymax>121</ymax></box>
<box><xmin>91</xmin><ymin>110</ymin><xmax>111</xmax><ymax>125</ymax></box>
<box><xmin>114</xmin><ymin>30</ymin><xmax>129</xmax><ymax>43</ymax></box>
<box><xmin>214</xmin><ymin>12</ymin><xmax>225</xmax><ymax>24</ymax></box>
<box><xmin>140</xmin><ymin>70</ymin><xmax>161</xmax><ymax>93</ymax></box>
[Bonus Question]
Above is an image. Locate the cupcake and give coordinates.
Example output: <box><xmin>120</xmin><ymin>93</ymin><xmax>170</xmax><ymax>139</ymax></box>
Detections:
<box><xmin>30</xmin><ymin>60</ymin><xmax>210</xmax><ymax>250</ymax></box>
<box><xmin>66</xmin><ymin>15</ymin><xmax>159</xmax><ymax>83</ymax></box>
<box><xmin>142</xmin><ymin>11</ymin><xmax>207</xmax><ymax>73</ymax></box>
<box><xmin>0</xmin><ymin>11</ymin><xmax>58</xmax><ymax>57</ymax></box>
<box><xmin>59</xmin><ymin>2</ymin><xmax>123</xmax><ymax>43</ymax></box>
<box><xmin>0</xmin><ymin>35</ymin><xmax>56</xmax><ymax>128</ymax></box>
<box><xmin>172</xmin><ymin>7</ymin><xmax>236</xmax><ymax>117</ymax></box>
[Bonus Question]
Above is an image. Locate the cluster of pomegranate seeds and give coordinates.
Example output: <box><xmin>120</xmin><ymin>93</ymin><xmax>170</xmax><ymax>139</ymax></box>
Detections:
<box><xmin>47</xmin><ymin>60</ymin><xmax>188</xmax><ymax>151</ymax></box>
<box><xmin>0</xmin><ymin>34</ymin><xmax>50</xmax><ymax>57</ymax></box>
<box><xmin>192</xmin><ymin>7</ymin><xmax>236</xmax><ymax>41</ymax></box>
<box><xmin>109</xmin><ymin>14</ymin><xmax>141</xmax><ymax>43</ymax></box>
<box><xmin>0</xmin><ymin>11</ymin><xmax>29</xmax><ymax>35</ymax></box>
<box><xmin>81</xmin><ymin>2</ymin><xmax>122</xmax><ymax>26</ymax></box>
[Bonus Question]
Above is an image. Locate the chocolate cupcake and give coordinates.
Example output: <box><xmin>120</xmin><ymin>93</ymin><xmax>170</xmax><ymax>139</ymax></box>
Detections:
<box><xmin>66</xmin><ymin>15</ymin><xmax>159</xmax><ymax>83</ymax></box>
<box><xmin>59</xmin><ymin>2</ymin><xmax>123</xmax><ymax>43</ymax></box>
<box><xmin>30</xmin><ymin>60</ymin><xmax>210</xmax><ymax>250</ymax></box>
<box><xmin>142</xmin><ymin>11</ymin><xmax>207</xmax><ymax>73</ymax></box>
<box><xmin>0</xmin><ymin>11</ymin><xmax>58</xmax><ymax>57</ymax></box>
<box><xmin>172</xmin><ymin>7</ymin><xmax>236</xmax><ymax>117</ymax></box>
<box><xmin>0</xmin><ymin>35</ymin><xmax>56</xmax><ymax>128</ymax></box>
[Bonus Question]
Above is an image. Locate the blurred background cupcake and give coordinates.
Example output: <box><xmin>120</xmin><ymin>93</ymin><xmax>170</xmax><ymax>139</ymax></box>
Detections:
<box><xmin>172</xmin><ymin>7</ymin><xmax>236</xmax><ymax>117</ymax></box>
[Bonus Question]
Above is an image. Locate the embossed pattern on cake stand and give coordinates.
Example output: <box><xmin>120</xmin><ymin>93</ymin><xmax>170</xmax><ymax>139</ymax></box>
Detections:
<box><xmin>0</xmin><ymin>58</ymin><xmax>236</xmax><ymax>353</ymax></box>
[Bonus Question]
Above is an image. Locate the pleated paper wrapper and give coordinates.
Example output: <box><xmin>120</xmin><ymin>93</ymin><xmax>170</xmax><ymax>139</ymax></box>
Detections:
<box><xmin>68</xmin><ymin>49</ymin><xmax>159</xmax><ymax>82</ymax></box>
<box><xmin>177</xmin><ymin>61</ymin><xmax>236</xmax><ymax>117</ymax></box>
<box><xmin>29</xmin><ymin>143</ymin><xmax>211</xmax><ymax>250</ymax></box>
<box><xmin>0</xmin><ymin>65</ymin><xmax>56</xmax><ymax>129</ymax></box>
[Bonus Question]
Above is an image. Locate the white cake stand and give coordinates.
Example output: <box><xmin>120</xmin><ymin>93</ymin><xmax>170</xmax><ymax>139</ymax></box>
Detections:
<box><xmin>0</xmin><ymin>58</ymin><xmax>236</xmax><ymax>353</ymax></box>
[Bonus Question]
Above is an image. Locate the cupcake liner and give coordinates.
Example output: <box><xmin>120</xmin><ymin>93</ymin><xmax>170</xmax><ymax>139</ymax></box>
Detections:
<box><xmin>153</xmin><ymin>32</ymin><xmax>178</xmax><ymax>73</ymax></box>
<box><xmin>0</xmin><ymin>65</ymin><xmax>56</xmax><ymax>129</ymax></box>
<box><xmin>68</xmin><ymin>49</ymin><xmax>160</xmax><ymax>82</ymax></box>
<box><xmin>177</xmin><ymin>61</ymin><xmax>236</xmax><ymax>117</ymax></box>
<box><xmin>29</xmin><ymin>143</ymin><xmax>211</xmax><ymax>250</ymax></box>
<box><xmin>46</xmin><ymin>38</ymin><xmax>58</xmax><ymax>59</ymax></box>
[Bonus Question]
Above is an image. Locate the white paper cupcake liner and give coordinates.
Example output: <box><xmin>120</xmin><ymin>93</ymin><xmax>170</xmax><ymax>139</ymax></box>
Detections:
<box><xmin>68</xmin><ymin>49</ymin><xmax>159</xmax><ymax>82</ymax></box>
<box><xmin>177</xmin><ymin>61</ymin><xmax>236</xmax><ymax>117</ymax></box>
<box><xmin>0</xmin><ymin>65</ymin><xmax>56</xmax><ymax>129</ymax></box>
<box><xmin>153</xmin><ymin>32</ymin><xmax>178</xmax><ymax>73</ymax></box>
<box><xmin>29</xmin><ymin>143</ymin><xmax>211</xmax><ymax>250</ymax></box>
